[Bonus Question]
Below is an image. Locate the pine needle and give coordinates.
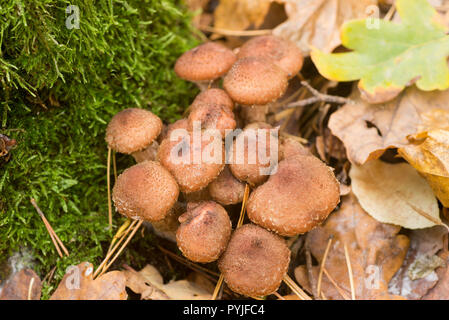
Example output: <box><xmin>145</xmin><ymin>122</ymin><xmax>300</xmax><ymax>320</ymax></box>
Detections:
<box><xmin>343</xmin><ymin>243</ymin><xmax>356</xmax><ymax>300</ymax></box>
<box><xmin>317</xmin><ymin>236</ymin><xmax>333</xmax><ymax>299</ymax></box>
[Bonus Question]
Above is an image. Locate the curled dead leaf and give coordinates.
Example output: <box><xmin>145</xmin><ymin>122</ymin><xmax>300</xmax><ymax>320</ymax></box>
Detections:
<box><xmin>0</xmin><ymin>269</ymin><xmax>41</xmax><ymax>300</ymax></box>
<box><xmin>350</xmin><ymin>159</ymin><xmax>441</xmax><ymax>230</ymax></box>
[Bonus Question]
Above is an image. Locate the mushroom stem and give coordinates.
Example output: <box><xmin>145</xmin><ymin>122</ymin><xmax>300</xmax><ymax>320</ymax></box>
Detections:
<box><xmin>131</xmin><ymin>141</ymin><xmax>159</xmax><ymax>163</ymax></box>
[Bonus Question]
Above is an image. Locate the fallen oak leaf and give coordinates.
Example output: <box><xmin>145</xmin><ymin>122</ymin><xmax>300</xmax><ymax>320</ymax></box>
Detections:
<box><xmin>296</xmin><ymin>193</ymin><xmax>409</xmax><ymax>300</ymax></box>
<box><xmin>328</xmin><ymin>87</ymin><xmax>449</xmax><ymax>165</ymax></box>
<box><xmin>50</xmin><ymin>262</ymin><xmax>127</xmax><ymax>300</ymax></box>
<box><xmin>273</xmin><ymin>0</ymin><xmax>377</xmax><ymax>56</ymax></box>
<box><xmin>0</xmin><ymin>269</ymin><xmax>41</xmax><ymax>300</ymax></box>
<box><xmin>399</xmin><ymin>123</ymin><xmax>449</xmax><ymax>207</ymax></box>
<box><xmin>312</xmin><ymin>0</ymin><xmax>449</xmax><ymax>103</ymax></box>
<box><xmin>350</xmin><ymin>159</ymin><xmax>442</xmax><ymax>229</ymax></box>
<box><xmin>123</xmin><ymin>264</ymin><xmax>212</xmax><ymax>300</ymax></box>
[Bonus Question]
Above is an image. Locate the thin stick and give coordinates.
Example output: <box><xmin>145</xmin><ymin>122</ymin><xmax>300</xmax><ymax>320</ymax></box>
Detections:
<box><xmin>106</xmin><ymin>218</ymin><xmax>132</xmax><ymax>256</ymax></box>
<box><xmin>199</xmin><ymin>25</ymin><xmax>272</xmax><ymax>37</ymax></box>
<box><xmin>107</xmin><ymin>147</ymin><xmax>112</xmax><ymax>229</ymax></box>
<box><xmin>98</xmin><ymin>220</ymin><xmax>143</xmax><ymax>277</ymax></box>
<box><xmin>323</xmin><ymin>268</ymin><xmax>350</xmax><ymax>300</ymax></box>
<box><xmin>211</xmin><ymin>274</ymin><xmax>224</xmax><ymax>300</ymax></box>
<box><xmin>30</xmin><ymin>198</ymin><xmax>69</xmax><ymax>257</ymax></box>
<box><xmin>94</xmin><ymin>219</ymin><xmax>138</xmax><ymax>277</ymax></box>
<box><xmin>112</xmin><ymin>150</ymin><xmax>118</xmax><ymax>181</ymax></box>
<box><xmin>343</xmin><ymin>243</ymin><xmax>356</xmax><ymax>300</ymax></box>
<box><xmin>285</xmin><ymin>81</ymin><xmax>352</xmax><ymax>109</ymax></box>
<box><xmin>273</xmin><ymin>292</ymin><xmax>285</xmax><ymax>300</ymax></box>
<box><xmin>317</xmin><ymin>237</ymin><xmax>333</xmax><ymax>299</ymax></box>
<box><xmin>212</xmin><ymin>183</ymin><xmax>250</xmax><ymax>300</ymax></box>
<box><xmin>283</xmin><ymin>274</ymin><xmax>312</xmax><ymax>300</ymax></box>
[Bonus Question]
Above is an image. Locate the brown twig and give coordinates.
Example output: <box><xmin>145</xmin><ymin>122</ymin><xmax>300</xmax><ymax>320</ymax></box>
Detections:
<box><xmin>285</xmin><ymin>81</ymin><xmax>352</xmax><ymax>109</ymax></box>
<box><xmin>30</xmin><ymin>198</ymin><xmax>69</xmax><ymax>257</ymax></box>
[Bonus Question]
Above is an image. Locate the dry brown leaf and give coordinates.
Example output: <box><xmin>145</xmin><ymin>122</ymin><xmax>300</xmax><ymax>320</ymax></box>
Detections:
<box><xmin>351</xmin><ymin>159</ymin><xmax>441</xmax><ymax>229</ymax></box>
<box><xmin>329</xmin><ymin>87</ymin><xmax>449</xmax><ymax>165</ymax></box>
<box><xmin>0</xmin><ymin>269</ymin><xmax>41</xmax><ymax>300</ymax></box>
<box><xmin>389</xmin><ymin>226</ymin><xmax>447</xmax><ymax>299</ymax></box>
<box><xmin>296</xmin><ymin>193</ymin><xmax>409</xmax><ymax>300</ymax></box>
<box><xmin>50</xmin><ymin>262</ymin><xmax>127</xmax><ymax>300</ymax></box>
<box><xmin>214</xmin><ymin>0</ymin><xmax>272</xmax><ymax>31</ymax></box>
<box><xmin>398</xmin><ymin>110</ymin><xmax>449</xmax><ymax>207</ymax></box>
<box><xmin>123</xmin><ymin>264</ymin><xmax>212</xmax><ymax>300</ymax></box>
<box><xmin>273</xmin><ymin>0</ymin><xmax>377</xmax><ymax>55</ymax></box>
<box><xmin>423</xmin><ymin>250</ymin><xmax>449</xmax><ymax>299</ymax></box>
<box><xmin>296</xmin><ymin>194</ymin><xmax>409</xmax><ymax>299</ymax></box>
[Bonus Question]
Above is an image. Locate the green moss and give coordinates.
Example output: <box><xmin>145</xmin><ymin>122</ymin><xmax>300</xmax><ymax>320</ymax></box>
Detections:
<box><xmin>0</xmin><ymin>0</ymin><xmax>199</xmax><ymax>296</ymax></box>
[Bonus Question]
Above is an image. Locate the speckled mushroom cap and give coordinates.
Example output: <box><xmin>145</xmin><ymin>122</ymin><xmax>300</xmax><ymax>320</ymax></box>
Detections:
<box><xmin>229</xmin><ymin>123</ymin><xmax>280</xmax><ymax>186</ymax></box>
<box><xmin>106</xmin><ymin>108</ymin><xmax>162</xmax><ymax>154</ymax></box>
<box><xmin>247</xmin><ymin>155</ymin><xmax>340</xmax><ymax>236</ymax></box>
<box><xmin>191</xmin><ymin>88</ymin><xmax>234</xmax><ymax>111</ymax></box>
<box><xmin>218</xmin><ymin>224</ymin><xmax>290</xmax><ymax>297</ymax></box>
<box><xmin>188</xmin><ymin>103</ymin><xmax>236</xmax><ymax>137</ymax></box>
<box><xmin>157</xmin><ymin>131</ymin><xmax>225</xmax><ymax>193</ymax></box>
<box><xmin>208</xmin><ymin>166</ymin><xmax>245</xmax><ymax>205</ymax></box>
<box><xmin>279</xmin><ymin>137</ymin><xmax>310</xmax><ymax>160</ymax></box>
<box><xmin>176</xmin><ymin>201</ymin><xmax>232</xmax><ymax>263</ymax></box>
<box><xmin>112</xmin><ymin>161</ymin><xmax>179</xmax><ymax>222</ymax></box>
<box><xmin>174</xmin><ymin>42</ymin><xmax>237</xmax><ymax>82</ymax></box>
<box><xmin>223</xmin><ymin>57</ymin><xmax>288</xmax><ymax>105</ymax></box>
<box><xmin>237</xmin><ymin>35</ymin><xmax>303</xmax><ymax>78</ymax></box>
<box><xmin>159</xmin><ymin>118</ymin><xmax>189</xmax><ymax>142</ymax></box>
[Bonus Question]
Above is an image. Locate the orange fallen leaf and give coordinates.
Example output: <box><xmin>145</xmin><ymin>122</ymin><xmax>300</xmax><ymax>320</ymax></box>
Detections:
<box><xmin>0</xmin><ymin>269</ymin><xmax>41</xmax><ymax>300</ymax></box>
<box><xmin>50</xmin><ymin>262</ymin><xmax>127</xmax><ymax>300</ymax></box>
<box><xmin>296</xmin><ymin>193</ymin><xmax>409</xmax><ymax>300</ymax></box>
<box><xmin>214</xmin><ymin>0</ymin><xmax>272</xmax><ymax>32</ymax></box>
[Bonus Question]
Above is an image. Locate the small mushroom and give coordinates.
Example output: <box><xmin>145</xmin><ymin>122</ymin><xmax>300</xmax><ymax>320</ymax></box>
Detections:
<box><xmin>279</xmin><ymin>136</ymin><xmax>310</xmax><ymax>160</ymax></box>
<box><xmin>237</xmin><ymin>35</ymin><xmax>303</xmax><ymax>78</ymax></box>
<box><xmin>208</xmin><ymin>166</ymin><xmax>245</xmax><ymax>205</ymax></box>
<box><xmin>228</xmin><ymin>123</ymin><xmax>280</xmax><ymax>186</ymax></box>
<box><xmin>159</xmin><ymin>118</ymin><xmax>190</xmax><ymax>142</ymax></box>
<box><xmin>187</xmin><ymin>102</ymin><xmax>236</xmax><ymax>138</ymax></box>
<box><xmin>112</xmin><ymin>161</ymin><xmax>179</xmax><ymax>222</ymax></box>
<box><xmin>174</xmin><ymin>42</ymin><xmax>237</xmax><ymax>89</ymax></box>
<box><xmin>223</xmin><ymin>57</ymin><xmax>288</xmax><ymax>105</ymax></box>
<box><xmin>247</xmin><ymin>155</ymin><xmax>340</xmax><ymax>236</ymax></box>
<box><xmin>158</xmin><ymin>131</ymin><xmax>225</xmax><ymax>193</ymax></box>
<box><xmin>106</xmin><ymin>108</ymin><xmax>162</xmax><ymax>163</ymax></box>
<box><xmin>176</xmin><ymin>201</ymin><xmax>232</xmax><ymax>263</ymax></box>
<box><xmin>218</xmin><ymin>224</ymin><xmax>290</xmax><ymax>297</ymax></box>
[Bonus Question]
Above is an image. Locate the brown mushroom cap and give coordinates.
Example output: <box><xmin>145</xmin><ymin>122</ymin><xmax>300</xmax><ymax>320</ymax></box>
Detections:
<box><xmin>158</xmin><ymin>131</ymin><xmax>225</xmax><ymax>193</ymax></box>
<box><xmin>188</xmin><ymin>102</ymin><xmax>236</xmax><ymax>137</ymax></box>
<box><xmin>279</xmin><ymin>137</ymin><xmax>310</xmax><ymax>160</ymax></box>
<box><xmin>223</xmin><ymin>57</ymin><xmax>288</xmax><ymax>105</ymax></box>
<box><xmin>208</xmin><ymin>166</ymin><xmax>245</xmax><ymax>205</ymax></box>
<box><xmin>237</xmin><ymin>35</ymin><xmax>303</xmax><ymax>78</ymax></box>
<box><xmin>218</xmin><ymin>224</ymin><xmax>290</xmax><ymax>297</ymax></box>
<box><xmin>159</xmin><ymin>118</ymin><xmax>190</xmax><ymax>142</ymax></box>
<box><xmin>229</xmin><ymin>123</ymin><xmax>280</xmax><ymax>186</ymax></box>
<box><xmin>247</xmin><ymin>155</ymin><xmax>340</xmax><ymax>236</ymax></box>
<box><xmin>176</xmin><ymin>201</ymin><xmax>232</xmax><ymax>263</ymax></box>
<box><xmin>112</xmin><ymin>161</ymin><xmax>179</xmax><ymax>222</ymax></box>
<box><xmin>191</xmin><ymin>88</ymin><xmax>234</xmax><ymax>111</ymax></box>
<box><xmin>174</xmin><ymin>42</ymin><xmax>237</xmax><ymax>82</ymax></box>
<box><xmin>106</xmin><ymin>108</ymin><xmax>162</xmax><ymax>154</ymax></box>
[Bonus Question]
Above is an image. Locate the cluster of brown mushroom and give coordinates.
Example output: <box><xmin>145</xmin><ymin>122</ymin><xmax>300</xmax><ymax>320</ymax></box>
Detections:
<box><xmin>105</xmin><ymin>36</ymin><xmax>341</xmax><ymax>298</ymax></box>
